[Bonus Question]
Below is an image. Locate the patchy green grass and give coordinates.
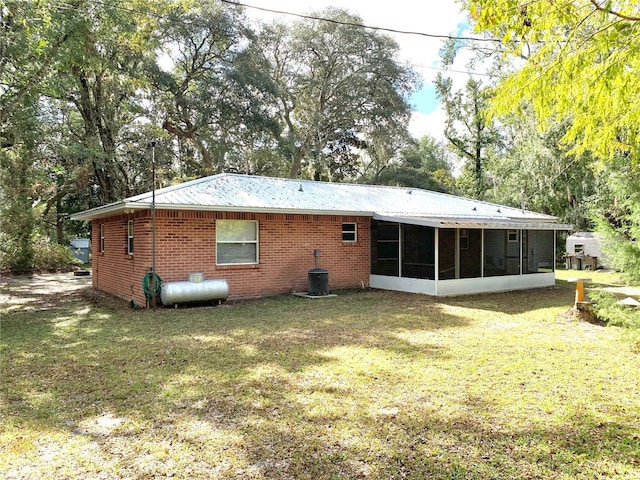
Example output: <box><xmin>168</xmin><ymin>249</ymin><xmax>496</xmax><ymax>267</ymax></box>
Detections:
<box><xmin>555</xmin><ymin>267</ymin><xmax>629</xmax><ymax>288</ymax></box>
<box><xmin>1</xmin><ymin>276</ymin><xmax>639</xmax><ymax>479</ymax></box>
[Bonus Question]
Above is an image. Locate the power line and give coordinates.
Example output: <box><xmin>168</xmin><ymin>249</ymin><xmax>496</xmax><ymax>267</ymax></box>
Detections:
<box><xmin>220</xmin><ymin>0</ymin><xmax>502</xmax><ymax>43</ymax></box>
<box><xmin>46</xmin><ymin>0</ymin><xmax>501</xmax><ymax>78</ymax></box>
<box><xmin>414</xmin><ymin>64</ymin><xmax>497</xmax><ymax>78</ymax></box>
<box><xmin>51</xmin><ymin>0</ymin><xmax>502</xmax><ymax>48</ymax></box>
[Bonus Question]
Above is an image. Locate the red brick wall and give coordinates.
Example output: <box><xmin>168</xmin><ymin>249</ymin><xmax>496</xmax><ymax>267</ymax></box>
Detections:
<box><xmin>91</xmin><ymin>215</ymin><xmax>145</xmax><ymax>303</ymax></box>
<box><xmin>91</xmin><ymin>211</ymin><xmax>371</xmax><ymax>305</ymax></box>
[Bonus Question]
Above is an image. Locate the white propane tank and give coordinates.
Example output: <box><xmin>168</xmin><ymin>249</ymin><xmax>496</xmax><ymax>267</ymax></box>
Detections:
<box><xmin>160</xmin><ymin>278</ymin><xmax>229</xmax><ymax>306</ymax></box>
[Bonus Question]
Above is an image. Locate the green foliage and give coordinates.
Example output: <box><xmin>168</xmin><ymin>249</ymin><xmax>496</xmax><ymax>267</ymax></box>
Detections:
<box><xmin>486</xmin><ymin>106</ymin><xmax>597</xmax><ymax>228</ymax></box>
<box><xmin>152</xmin><ymin>0</ymin><xmax>276</xmax><ymax>176</ymax></box>
<box><xmin>591</xmin><ymin>157</ymin><xmax>640</xmax><ymax>283</ymax></box>
<box><xmin>465</xmin><ymin>0</ymin><xmax>640</xmax><ymax>284</ymax></box>
<box><xmin>435</xmin><ymin>70</ymin><xmax>500</xmax><ymax>199</ymax></box>
<box><xmin>31</xmin><ymin>238</ymin><xmax>83</xmax><ymax>273</ymax></box>
<box><xmin>0</xmin><ymin>97</ymin><xmax>39</xmax><ymax>274</ymax></box>
<box><xmin>590</xmin><ymin>291</ymin><xmax>640</xmax><ymax>350</ymax></box>
<box><xmin>0</xmin><ymin>1</ymin><xmax>63</xmax><ymax>133</ymax></box>
<box><xmin>0</xmin><ymin>235</ymin><xmax>82</xmax><ymax>274</ymax></box>
<box><xmin>259</xmin><ymin>8</ymin><xmax>418</xmax><ymax>179</ymax></box>
<box><xmin>466</xmin><ymin>0</ymin><xmax>640</xmax><ymax>164</ymax></box>
<box><xmin>0</xmin><ymin>233</ymin><xmax>34</xmax><ymax>275</ymax></box>
<box><xmin>0</xmin><ymin>0</ymin><xmax>420</xmax><ymax>264</ymax></box>
<box><xmin>373</xmin><ymin>135</ymin><xmax>455</xmax><ymax>192</ymax></box>
<box><xmin>591</xmin><ymin>291</ymin><xmax>640</xmax><ymax>330</ymax></box>
<box><xmin>49</xmin><ymin>0</ymin><xmax>166</xmax><ymax>203</ymax></box>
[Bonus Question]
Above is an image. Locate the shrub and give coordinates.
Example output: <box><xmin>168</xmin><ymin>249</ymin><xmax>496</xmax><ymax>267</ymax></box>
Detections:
<box><xmin>32</xmin><ymin>239</ymin><xmax>84</xmax><ymax>273</ymax></box>
<box><xmin>0</xmin><ymin>233</ymin><xmax>34</xmax><ymax>274</ymax></box>
<box><xmin>0</xmin><ymin>231</ymin><xmax>85</xmax><ymax>275</ymax></box>
<box><xmin>590</xmin><ymin>291</ymin><xmax>640</xmax><ymax>350</ymax></box>
<box><xmin>591</xmin><ymin>291</ymin><xmax>640</xmax><ymax>329</ymax></box>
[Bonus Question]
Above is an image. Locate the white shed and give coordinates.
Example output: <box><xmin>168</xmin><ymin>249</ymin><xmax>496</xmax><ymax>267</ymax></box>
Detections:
<box><xmin>566</xmin><ymin>232</ymin><xmax>608</xmax><ymax>269</ymax></box>
<box><xmin>69</xmin><ymin>238</ymin><xmax>91</xmax><ymax>263</ymax></box>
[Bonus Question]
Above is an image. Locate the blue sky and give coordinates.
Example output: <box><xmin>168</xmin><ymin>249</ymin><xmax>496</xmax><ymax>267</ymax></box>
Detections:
<box><xmin>410</xmin><ymin>21</ymin><xmax>471</xmax><ymax>116</ymax></box>
<box><xmin>411</xmin><ymin>85</ymin><xmax>439</xmax><ymax>114</ymax></box>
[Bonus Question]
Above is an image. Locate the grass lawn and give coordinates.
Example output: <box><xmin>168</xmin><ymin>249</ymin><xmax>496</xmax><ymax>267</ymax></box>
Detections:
<box><xmin>1</xmin><ymin>273</ymin><xmax>639</xmax><ymax>479</ymax></box>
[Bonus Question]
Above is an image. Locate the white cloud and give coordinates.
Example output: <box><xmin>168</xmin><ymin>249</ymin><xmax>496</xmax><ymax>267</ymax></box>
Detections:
<box><xmin>409</xmin><ymin>107</ymin><xmax>447</xmax><ymax>142</ymax></box>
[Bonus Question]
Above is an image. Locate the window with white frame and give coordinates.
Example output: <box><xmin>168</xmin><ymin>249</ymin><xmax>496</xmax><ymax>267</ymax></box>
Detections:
<box><xmin>342</xmin><ymin>222</ymin><xmax>357</xmax><ymax>242</ymax></box>
<box><xmin>508</xmin><ymin>229</ymin><xmax>519</xmax><ymax>242</ymax></box>
<box><xmin>216</xmin><ymin>220</ymin><xmax>258</xmax><ymax>265</ymax></box>
<box><xmin>100</xmin><ymin>224</ymin><xmax>105</xmax><ymax>252</ymax></box>
<box><xmin>459</xmin><ymin>229</ymin><xmax>469</xmax><ymax>250</ymax></box>
<box><xmin>127</xmin><ymin>220</ymin><xmax>134</xmax><ymax>254</ymax></box>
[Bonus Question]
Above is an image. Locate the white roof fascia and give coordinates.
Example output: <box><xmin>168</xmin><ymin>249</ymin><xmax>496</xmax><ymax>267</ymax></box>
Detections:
<box><xmin>373</xmin><ymin>214</ymin><xmax>442</xmax><ymax>228</ymax></box>
<box><xmin>373</xmin><ymin>214</ymin><xmax>571</xmax><ymax>231</ymax></box>
<box><xmin>440</xmin><ymin>220</ymin><xmax>572</xmax><ymax>230</ymax></box>
<box><xmin>69</xmin><ymin>201</ymin><xmax>143</xmax><ymax>221</ymax></box>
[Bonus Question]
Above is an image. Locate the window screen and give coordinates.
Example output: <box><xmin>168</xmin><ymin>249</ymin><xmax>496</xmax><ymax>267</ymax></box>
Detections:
<box><xmin>216</xmin><ymin>220</ymin><xmax>258</xmax><ymax>264</ymax></box>
<box><xmin>342</xmin><ymin>222</ymin><xmax>357</xmax><ymax>242</ymax></box>
<box><xmin>127</xmin><ymin>221</ymin><xmax>134</xmax><ymax>254</ymax></box>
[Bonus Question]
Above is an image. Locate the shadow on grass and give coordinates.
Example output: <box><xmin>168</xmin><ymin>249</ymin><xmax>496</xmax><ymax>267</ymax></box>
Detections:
<box><xmin>1</xmin><ymin>289</ymin><xmax>464</xmax><ymax>425</ymax></box>
<box><xmin>230</xmin><ymin>401</ymin><xmax>640</xmax><ymax>479</ymax></box>
<box><xmin>2</xmin><ymin>284</ymin><xmax>639</xmax><ymax>478</ymax></box>
<box><xmin>440</xmin><ymin>282</ymin><xmax>576</xmax><ymax>316</ymax></box>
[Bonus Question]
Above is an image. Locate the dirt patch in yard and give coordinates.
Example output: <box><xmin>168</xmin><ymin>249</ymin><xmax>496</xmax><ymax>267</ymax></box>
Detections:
<box><xmin>0</xmin><ymin>272</ymin><xmax>95</xmax><ymax>312</ymax></box>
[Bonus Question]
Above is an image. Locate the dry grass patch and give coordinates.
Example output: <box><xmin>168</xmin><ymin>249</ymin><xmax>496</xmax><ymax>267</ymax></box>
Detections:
<box><xmin>1</xmin><ymin>276</ymin><xmax>639</xmax><ymax>479</ymax></box>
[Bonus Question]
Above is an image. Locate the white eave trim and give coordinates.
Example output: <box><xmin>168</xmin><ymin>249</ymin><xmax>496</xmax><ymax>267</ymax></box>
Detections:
<box><xmin>373</xmin><ymin>213</ymin><xmax>572</xmax><ymax>231</ymax></box>
<box><xmin>70</xmin><ymin>202</ymin><xmax>146</xmax><ymax>221</ymax></box>
<box><xmin>440</xmin><ymin>219</ymin><xmax>572</xmax><ymax>230</ymax></box>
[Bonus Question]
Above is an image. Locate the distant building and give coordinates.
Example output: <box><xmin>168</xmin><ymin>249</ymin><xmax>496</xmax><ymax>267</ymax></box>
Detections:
<box><xmin>69</xmin><ymin>238</ymin><xmax>90</xmax><ymax>263</ymax></box>
<box><xmin>566</xmin><ymin>232</ymin><xmax>609</xmax><ymax>270</ymax></box>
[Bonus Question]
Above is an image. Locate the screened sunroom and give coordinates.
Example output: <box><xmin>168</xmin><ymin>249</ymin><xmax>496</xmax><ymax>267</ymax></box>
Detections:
<box><xmin>369</xmin><ymin>217</ymin><xmax>560</xmax><ymax>296</ymax></box>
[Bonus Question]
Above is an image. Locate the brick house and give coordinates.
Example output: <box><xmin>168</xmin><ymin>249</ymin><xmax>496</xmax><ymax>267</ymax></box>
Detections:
<box><xmin>71</xmin><ymin>174</ymin><xmax>570</xmax><ymax>305</ymax></box>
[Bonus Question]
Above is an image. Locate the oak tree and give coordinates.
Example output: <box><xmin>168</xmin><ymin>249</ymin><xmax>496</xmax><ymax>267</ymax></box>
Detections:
<box><xmin>258</xmin><ymin>8</ymin><xmax>418</xmax><ymax>179</ymax></box>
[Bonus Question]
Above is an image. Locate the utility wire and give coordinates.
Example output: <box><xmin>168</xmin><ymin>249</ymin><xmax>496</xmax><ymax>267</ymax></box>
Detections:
<box><xmin>46</xmin><ymin>0</ymin><xmax>503</xmax><ymax>78</ymax></box>
<box><xmin>414</xmin><ymin>64</ymin><xmax>497</xmax><ymax>78</ymax></box>
<box><xmin>220</xmin><ymin>0</ymin><xmax>503</xmax><ymax>43</ymax></box>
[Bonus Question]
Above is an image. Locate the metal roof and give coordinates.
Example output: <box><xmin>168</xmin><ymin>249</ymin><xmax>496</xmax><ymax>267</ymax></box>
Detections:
<box><xmin>70</xmin><ymin>173</ymin><xmax>570</xmax><ymax>229</ymax></box>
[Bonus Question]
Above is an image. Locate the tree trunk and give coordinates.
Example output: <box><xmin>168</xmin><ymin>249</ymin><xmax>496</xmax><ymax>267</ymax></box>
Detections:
<box><xmin>56</xmin><ymin>195</ymin><xmax>64</xmax><ymax>245</ymax></box>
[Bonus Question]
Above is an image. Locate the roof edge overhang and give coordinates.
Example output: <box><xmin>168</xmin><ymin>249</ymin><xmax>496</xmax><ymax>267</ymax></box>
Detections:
<box><xmin>373</xmin><ymin>214</ymin><xmax>572</xmax><ymax>231</ymax></box>
<box><xmin>71</xmin><ymin>204</ymin><xmax>573</xmax><ymax>231</ymax></box>
<box><xmin>70</xmin><ymin>202</ymin><xmax>373</xmax><ymax>221</ymax></box>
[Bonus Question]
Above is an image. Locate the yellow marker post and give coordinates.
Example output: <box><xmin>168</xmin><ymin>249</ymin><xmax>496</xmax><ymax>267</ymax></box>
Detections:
<box><xmin>567</xmin><ymin>277</ymin><xmax>592</xmax><ymax>309</ymax></box>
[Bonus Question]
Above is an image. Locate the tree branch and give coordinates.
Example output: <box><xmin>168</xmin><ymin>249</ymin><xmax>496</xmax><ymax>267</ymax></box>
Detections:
<box><xmin>0</xmin><ymin>27</ymin><xmax>74</xmax><ymax>127</ymax></box>
<box><xmin>590</xmin><ymin>0</ymin><xmax>640</xmax><ymax>21</ymax></box>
